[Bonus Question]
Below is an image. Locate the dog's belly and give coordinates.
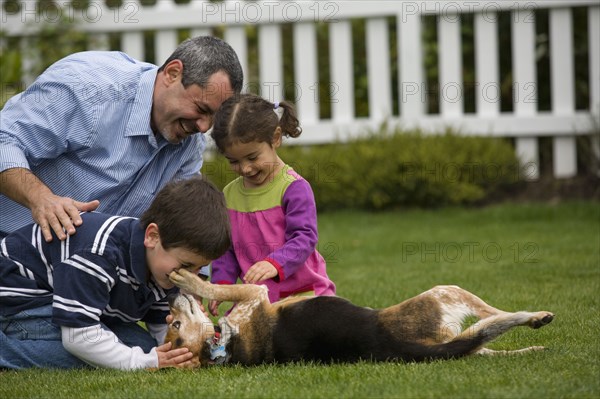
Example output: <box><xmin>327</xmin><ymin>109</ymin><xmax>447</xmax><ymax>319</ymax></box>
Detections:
<box><xmin>270</xmin><ymin>296</ymin><xmax>390</xmax><ymax>363</ymax></box>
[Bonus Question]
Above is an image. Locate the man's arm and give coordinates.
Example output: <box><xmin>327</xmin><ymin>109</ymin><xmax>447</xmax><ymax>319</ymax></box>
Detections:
<box><xmin>0</xmin><ymin>167</ymin><xmax>99</xmax><ymax>241</ymax></box>
<box><xmin>0</xmin><ymin>55</ymin><xmax>104</xmax><ymax>240</ymax></box>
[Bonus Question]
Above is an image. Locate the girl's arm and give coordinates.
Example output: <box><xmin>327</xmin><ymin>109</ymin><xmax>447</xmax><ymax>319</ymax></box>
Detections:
<box><xmin>210</xmin><ymin>247</ymin><xmax>241</xmax><ymax>285</ymax></box>
<box><xmin>264</xmin><ymin>179</ymin><xmax>319</xmax><ymax>280</ymax></box>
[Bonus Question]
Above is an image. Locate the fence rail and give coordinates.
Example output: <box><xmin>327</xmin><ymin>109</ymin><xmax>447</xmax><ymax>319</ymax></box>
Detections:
<box><xmin>2</xmin><ymin>0</ymin><xmax>599</xmax><ymax>179</ymax></box>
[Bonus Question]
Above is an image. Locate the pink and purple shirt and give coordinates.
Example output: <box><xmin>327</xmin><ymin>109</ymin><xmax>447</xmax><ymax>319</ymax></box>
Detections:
<box><xmin>211</xmin><ymin>165</ymin><xmax>336</xmax><ymax>302</ymax></box>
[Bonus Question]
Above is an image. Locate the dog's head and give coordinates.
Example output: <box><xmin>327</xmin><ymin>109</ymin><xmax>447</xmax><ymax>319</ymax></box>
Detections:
<box><xmin>165</xmin><ymin>293</ymin><xmax>215</xmax><ymax>367</ymax></box>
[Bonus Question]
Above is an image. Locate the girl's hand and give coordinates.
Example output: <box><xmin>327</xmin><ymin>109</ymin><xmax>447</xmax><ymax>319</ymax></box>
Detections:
<box><xmin>244</xmin><ymin>261</ymin><xmax>278</xmax><ymax>284</ymax></box>
<box><xmin>155</xmin><ymin>342</ymin><xmax>194</xmax><ymax>368</ymax></box>
<box><xmin>209</xmin><ymin>299</ymin><xmax>221</xmax><ymax>316</ymax></box>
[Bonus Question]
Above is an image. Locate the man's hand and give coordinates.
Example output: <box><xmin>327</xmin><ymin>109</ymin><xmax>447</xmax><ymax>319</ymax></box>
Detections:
<box><xmin>32</xmin><ymin>193</ymin><xmax>100</xmax><ymax>242</ymax></box>
<box><xmin>155</xmin><ymin>342</ymin><xmax>195</xmax><ymax>368</ymax></box>
<box><xmin>0</xmin><ymin>167</ymin><xmax>99</xmax><ymax>241</ymax></box>
<box><xmin>244</xmin><ymin>260</ymin><xmax>278</xmax><ymax>284</ymax></box>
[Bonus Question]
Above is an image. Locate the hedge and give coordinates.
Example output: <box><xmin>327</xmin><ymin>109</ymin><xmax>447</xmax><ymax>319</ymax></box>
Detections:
<box><xmin>201</xmin><ymin>129</ymin><xmax>522</xmax><ymax>210</ymax></box>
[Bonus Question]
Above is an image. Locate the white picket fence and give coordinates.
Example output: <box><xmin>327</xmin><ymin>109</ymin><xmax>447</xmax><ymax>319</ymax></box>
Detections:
<box><xmin>2</xmin><ymin>0</ymin><xmax>600</xmax><ymax>179</ymax></box>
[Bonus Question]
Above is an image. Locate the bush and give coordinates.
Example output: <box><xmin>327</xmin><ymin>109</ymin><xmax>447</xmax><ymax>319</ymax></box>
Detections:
<box><xmin>201</xmin><ymin>128</ymin><xmax>521</xmax><ymax>210</ymax></box>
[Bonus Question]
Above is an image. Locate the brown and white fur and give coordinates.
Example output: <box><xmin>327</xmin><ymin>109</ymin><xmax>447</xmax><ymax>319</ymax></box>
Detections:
<box><xmin>166</xmin><ymin>269</ymin><xmax>554</xmax><ymax>367</ymax></box>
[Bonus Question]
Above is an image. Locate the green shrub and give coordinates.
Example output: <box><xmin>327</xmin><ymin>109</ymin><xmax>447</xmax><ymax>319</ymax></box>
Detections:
<box><xmin>201</xmin><ymin>128</ymin><xmax>521</xmax><ymax>210</ymax></box>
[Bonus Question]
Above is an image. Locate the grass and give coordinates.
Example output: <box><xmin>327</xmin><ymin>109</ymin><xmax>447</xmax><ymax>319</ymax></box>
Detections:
<box><xmin>1</xmin><ymin>201</ymin><xmax>599</xmax><ymax>399</ymax></box>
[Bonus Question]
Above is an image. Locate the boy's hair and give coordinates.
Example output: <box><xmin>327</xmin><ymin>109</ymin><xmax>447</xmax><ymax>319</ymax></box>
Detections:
<box><xmin>159</xmin><ymin>36</ymin><xmax>244</xmax><ymax>94</ymax></box>
<box><xmin>211</xmin><ymin>93</ymin><xmax>302</xmax><ymax>152</ymax></box>
<box><xmin>140</xmin><ymin>176</ymin><xmax>231</xmax><ymax>260</ymax></box>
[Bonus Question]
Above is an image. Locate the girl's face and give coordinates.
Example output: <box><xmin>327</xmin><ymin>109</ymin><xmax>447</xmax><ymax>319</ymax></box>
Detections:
<box><xmin>223</xmin><ymin>129</ymin><xmax>284</xmax><ymax>188</ymax></box>
<box><xmin>144</xmin><ymin>223</ymin><xmax>211</xmax><ymax>289</ymax></box>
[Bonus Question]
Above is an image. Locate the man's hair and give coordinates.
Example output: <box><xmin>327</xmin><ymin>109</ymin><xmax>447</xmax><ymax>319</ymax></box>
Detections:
<box><xmin>140</xmin><ymin>176</ymin><xmax>231</xmax><ymax>260</ymax></box>
<box><xmin>159</xmin><ymin>36</ymin><xmax>244</xmax><ymax>94</ymax></box>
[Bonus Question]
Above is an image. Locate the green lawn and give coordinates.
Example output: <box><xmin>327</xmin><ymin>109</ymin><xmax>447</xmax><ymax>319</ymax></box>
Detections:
<box><xmin>1</xmin><ymin>201</ymin><xmax>599</xmax><ymax>399</ymax></box>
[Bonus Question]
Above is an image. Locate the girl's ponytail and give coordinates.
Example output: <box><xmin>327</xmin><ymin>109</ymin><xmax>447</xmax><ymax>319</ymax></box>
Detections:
<box><xmin>277</xmin><ymin>100</ymin><xmax>302</xmax><ymax>138</ymax></box>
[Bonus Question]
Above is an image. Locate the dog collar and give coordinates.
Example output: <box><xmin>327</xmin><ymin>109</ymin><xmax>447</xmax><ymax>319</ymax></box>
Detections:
<box><xmin>209</xmin><ymin>332</ymin><xmax>229</xmax><ymax>364</ymax></box>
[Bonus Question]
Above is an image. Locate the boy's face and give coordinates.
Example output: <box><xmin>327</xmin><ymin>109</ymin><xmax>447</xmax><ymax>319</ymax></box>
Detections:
<box><xmin>144</xmin><ymin>223</ymin><xmax>211</xmax><ymax>289</ymax></box>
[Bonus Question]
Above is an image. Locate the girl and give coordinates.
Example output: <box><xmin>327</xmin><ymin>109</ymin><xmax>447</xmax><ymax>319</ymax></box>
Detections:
<box><xmin>209</xmin><ymin>94</ymin><xmax>336</xmax><ymax>312</ymax></box>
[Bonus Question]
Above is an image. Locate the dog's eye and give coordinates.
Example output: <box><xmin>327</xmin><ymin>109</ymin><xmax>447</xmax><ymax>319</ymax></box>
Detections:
<box><xmin>172</xmin><ymin>320</ymin><xmax>181</xmax><ymax>329</ymax></box>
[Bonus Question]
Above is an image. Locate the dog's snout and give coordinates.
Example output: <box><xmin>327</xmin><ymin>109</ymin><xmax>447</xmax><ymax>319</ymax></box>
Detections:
<box><xmin>167</xmin><ymin>293</ymin><xmax>179</xmax><ymax>306</ymax></box>
<box><xmin>185</xmin><ymin>294</ymin><xmax>195</xmax><ymax>314</ymax></box>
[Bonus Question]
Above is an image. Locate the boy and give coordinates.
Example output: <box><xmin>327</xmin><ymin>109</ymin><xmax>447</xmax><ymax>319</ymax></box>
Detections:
<box><xmin>0</xmin><ymin>176</ymin><xmax>230</xmax><ymax>370</ymax></box>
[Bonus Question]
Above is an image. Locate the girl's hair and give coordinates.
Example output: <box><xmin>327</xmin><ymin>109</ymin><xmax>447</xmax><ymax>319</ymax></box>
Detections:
<box><xmin>211</xmin><ymin>93</ymin><xmax>302</xmax><ymax>152</ymax></box>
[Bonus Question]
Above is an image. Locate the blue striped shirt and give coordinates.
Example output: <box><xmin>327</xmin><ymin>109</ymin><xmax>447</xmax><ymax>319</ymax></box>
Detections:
<box><xmin>0</xmin><ymin>212</ymin><xmax>176</xmax><ymax>327</ymax></box>
<box><xmin>0</xmin><ymin>51</ymin><xmax>205</xmax><ymax>234</ymax></box>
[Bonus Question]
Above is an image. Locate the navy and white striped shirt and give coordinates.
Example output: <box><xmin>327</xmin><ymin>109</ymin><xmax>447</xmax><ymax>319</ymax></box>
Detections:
<box><xmin>0</xmin><ymin>212</ymin><xmax>176</xmax><ymax>328</ymax></box>
<box><xmin>0</xmin><ymin>51</ymin><xmax>205</xmax><ymax>234</ymax></box>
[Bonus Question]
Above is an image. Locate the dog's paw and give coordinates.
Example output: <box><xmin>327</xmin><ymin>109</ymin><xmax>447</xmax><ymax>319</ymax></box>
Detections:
<box><xmin>169</xmin><ymin>270</ymin><xmax>183</xmax><ymax>283</ymax></box>
<box><xmin>529</xmin><ymin>312</ymin><xmax>554</xmax><ymax>329</ymax></box>
<box><xmin>169</xmin><ymin>269</ymin><xmax>192</xmax><ymax>287</ymax></box>
<box><xmin>169</xmin><ymin>269</ymin><xmax>206</xmax><ymax>294</ymax></box>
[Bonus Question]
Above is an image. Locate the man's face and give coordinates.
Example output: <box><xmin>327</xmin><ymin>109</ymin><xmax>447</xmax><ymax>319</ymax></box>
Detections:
<box><xmin>152</xmin><ymin>62</ymin><xmax>234</xmax><ymax>144</ymax></box>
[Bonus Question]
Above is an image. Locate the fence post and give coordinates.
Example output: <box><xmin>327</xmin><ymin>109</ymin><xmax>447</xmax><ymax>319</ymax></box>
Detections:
<box><xmin>399</xmin><ymin>9</ymin><xmax>425</xmax><ymax>120</ymax></box>
<box><xmin>330</xmin><ymin>20</ymin><xmax>354</xmax><ymax>123</ymax></box>
<box><xmin>259</xmin><ymin>24</ymin><xmax>283</xmax><ymax>102</ymax></box>
<box><xmin>590</xmin><ymin>6</ymin><xmax>600</xmax><ymax>176</ymax></box>
<box><xmin>225</xmin><ymin>25</ymin><xmax>248</xmax><ymax>91</ymax></box>
<box><xmin>474</xmin><ymin>12</ymin><xmax>499</xmax><ymax>117</ymax></box>
<box><xmin>550</xmin><ymin>8</ymin><xmax>577</xmax><ymax>178</ymax></box>
<box><xmin>293</xmin><ymin>22</ymin><xmax>319</xmax><ymax>125</ymax></box>
<box><xmin>367</xmin><ymin>17</ymin><xmax>392</xmax><ymax>120</ymax></box>
<box><xmin>438</xmin><ymin>13</ymin><xmax>463</xmax><ymax>118</ymax></box>
<box><xmin>512</xmin><ymin>8</ymin><xmax>539</xmax><ymax>180</ymax></box>
<box><xmin>589</xmin><ymin>6</ymin><xmax>600</xmax><ymax>121</ymax></box>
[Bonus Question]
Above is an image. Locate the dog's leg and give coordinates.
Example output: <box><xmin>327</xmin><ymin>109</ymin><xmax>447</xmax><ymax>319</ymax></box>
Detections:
<box><xmin>475</xmin><ymin>346</ymin><xmax>546</xmax><ymax>356</ymax></box>
<box><xmin>414</xmin><ymin>285</ymin><xmax>510</xmax><ymax>342</ymax></box>
<box><xmin>422</xmin><ymin>286</ymin><xmax>555</xmax><ymax>347</ymax></box>
<box><xmin>169</xmin><ymin>269</ymin><xmax>269</xmax><ymax>303</ymax></box>
<box><xmin>427</xmin><ymin>285</ymin><xmax>508</xmax><ymax>319</ymax></box>
<box><xmin>378</xmin><ymin>285</ymin><xmax>513</xmax><ymax>345</ymax></box>
<box><xmin>452</xmin><ymin>310</ymin><xmax>554</xmax><ymax>353</ymax></box>
<box><xmin>169</xmin><ymin>268</ymin><xmax>272</xmax><ymax>357</ymax></box>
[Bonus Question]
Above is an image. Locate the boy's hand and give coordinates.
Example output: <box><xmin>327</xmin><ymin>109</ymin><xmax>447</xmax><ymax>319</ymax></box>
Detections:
<box><xmin>244</xmin><ymin>261</ymin><xmax>278</xmax><ymax>284</ymax></box>
<box><xmin>155</xmin><ymin>342</ymin><xmax>194</xmax><ymax>368</ymax></box>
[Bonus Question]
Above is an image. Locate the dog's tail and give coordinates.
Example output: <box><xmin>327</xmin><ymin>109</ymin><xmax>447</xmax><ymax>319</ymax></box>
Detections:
<box><xmin>396</xmin><ymin>334</ymin><xmax>487</xmax><ymax>362</ymax></box>
<box><xmin>413</xmin><ymin>336</ymin><xmax>487</xmax><ymax>362</ymax></box>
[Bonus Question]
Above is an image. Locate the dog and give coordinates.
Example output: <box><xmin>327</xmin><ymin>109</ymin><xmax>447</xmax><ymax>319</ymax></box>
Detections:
<box><xmin>166</xmin><ymin>269</ymin><xmax>554</xmax><ymax>367</ymax></box>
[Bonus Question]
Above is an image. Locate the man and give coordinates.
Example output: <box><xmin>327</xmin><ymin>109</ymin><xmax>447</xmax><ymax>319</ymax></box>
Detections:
<box><xmin>0</xmin><ymin>36</ymin><xmax>243</xmax><ymax>242</ymax></box>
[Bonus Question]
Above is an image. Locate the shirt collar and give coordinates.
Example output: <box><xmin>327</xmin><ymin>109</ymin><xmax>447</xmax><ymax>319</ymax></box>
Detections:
<box><xmin>124</xmin><ymin>68</ymin><xmax>158</xmax><ymax>141</ymax></box>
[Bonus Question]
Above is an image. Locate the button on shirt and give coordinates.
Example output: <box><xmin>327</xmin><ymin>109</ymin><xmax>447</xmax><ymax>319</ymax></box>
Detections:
<box><xmin>0</xmin><ymin>51</ymin><xmax>205</xmax><ymax>234</ymax></box>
